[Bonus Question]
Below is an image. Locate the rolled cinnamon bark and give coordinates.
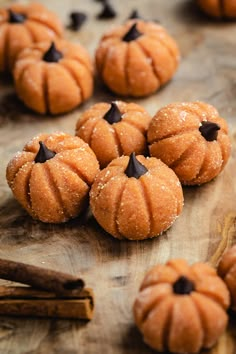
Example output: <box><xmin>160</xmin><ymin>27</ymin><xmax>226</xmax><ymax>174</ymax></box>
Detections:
<box><xmin>0</xmin><ymin>259</ymin><xmax>84</xmax><ymax>294</ymax></box>
<box><xmin>0</xmin><ymin>286</ymin><xmax>94</xmax><ymax>320</ymax></box>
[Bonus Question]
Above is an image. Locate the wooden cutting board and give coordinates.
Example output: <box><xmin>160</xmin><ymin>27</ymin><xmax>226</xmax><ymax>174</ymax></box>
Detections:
<box><xmin>0</xmin><ymin>0</ymin><xmax>236</xmax><ymax>353</ymax></box>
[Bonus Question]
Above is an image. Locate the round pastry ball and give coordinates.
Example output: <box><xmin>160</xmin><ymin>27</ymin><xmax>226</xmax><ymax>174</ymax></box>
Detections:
<box><xmin>218</xmin><ymin>245</ymin><xmax>236</xmax><ymax>310</ymax></box>
<box><xmin>6</xmin><ymin>132</ymin><xmax>99</xmax><ymax>223</ymax></box>
<box><xmin>196</xmin><ymin>0</ymin><xmax>236</xmax><ymax>18</ymax></box>
<box><xmin>75</xmin><ymin>101</ymin><xmax>151</xmax><ymax>168</ymax></box>
<box><xmin>133</xmin><ymin>259</ymin><xmax>230</xmax><ymax>354</ymax></box>
<box><xmin>14</xmin><ymin>40</ymin><xmax>94</xmax><ymax>115</ymax></box>
<box><xmin>0</xmin><ymin>2</ymin><xmax>63</xmax><ymax>72</ymax></box>
<box><xmin>95</xmin><ymin>19</ymin><xmax>180</xmax><ymax>97</ymax></box>
<box><xmin>90</xmin><ymin>153</ymin><xmax>183</xmax><ymax>240</ymax></box>
<box><xmin>148</xmin><ymin>101</ymin><xmax>231</xmax><ymax>185</ymax></box>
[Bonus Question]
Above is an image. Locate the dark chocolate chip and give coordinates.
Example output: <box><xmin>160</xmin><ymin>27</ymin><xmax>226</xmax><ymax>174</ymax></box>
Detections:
<box><xmin>97</xmin><ymin>1</ymin><xmax>117</xmax><ymax>19</ymax></box>
<box><xmin>199</xmin><ymin>121</ymin><xmax>220</xmax><ymax>141</ymax></box>
<box><xmin>8</xmin><ymin>9</ymin><xmax>26</xmax><ymax>23</ymax></box>
<box><xmin>103</xmin><ymin>102</ymin><xmax>122</xmax><ymax>124</ymax></box>
<box><xmin>122</xmin><ymin>23</ymin><xmax>142</xmax><ymax>42</ymax></box>
<box><xmin>173</xmin><ymin>276</ymin><xmax>195</xmax><ymax>295</ymax></box>
<box><xmin>42</xmin><ymin>42</ymin><xmax>63</xmax><ymax>63</ymax></box>
<box><xmin>125</xmin><ymin>153</ymin><xmax>148</xmax><ymax>179</ymax></box>
<box><xmin>35</xmin><ymin>141</ymin><xmax>56</xmax><ymax>163</ymax></box>
<box><xmin>69</xmin><ymin>11</ymin><xmax>87</xmax><ymax>30</ymax></box>
<box><xmin>128</xmin><ymin>9</ymin><xmax>141</xmax><ymax>20</ymax></box>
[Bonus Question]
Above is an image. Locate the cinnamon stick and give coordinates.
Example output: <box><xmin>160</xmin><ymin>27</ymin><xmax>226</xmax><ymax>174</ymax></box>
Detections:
<box><xmin>0</xmin><ymin>286</ymin><xmax>94</xmax><ymax>320</ymax></box>
<box><xmin>0</xmin><ymin>259</ymin><xmax>84</xmax><ymax>295</ymax></box>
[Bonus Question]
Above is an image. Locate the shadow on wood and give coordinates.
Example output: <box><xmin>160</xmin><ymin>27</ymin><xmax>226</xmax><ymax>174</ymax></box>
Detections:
<box><xmin>122</xmin><ymin>324</ymin><xmax>157</xmax><ymax>354</ymax></box>
<box><xmin>0</xmin><ymin>93</ymin><xmax>33</xmax><ymax>126</ymax></box>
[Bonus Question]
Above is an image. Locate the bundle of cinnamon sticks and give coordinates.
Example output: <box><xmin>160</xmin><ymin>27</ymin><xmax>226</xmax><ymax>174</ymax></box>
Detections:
<box><xmin>0</xmin><ymin>258</ymin><xmax>94</xmax><ymax>320</ymax></box>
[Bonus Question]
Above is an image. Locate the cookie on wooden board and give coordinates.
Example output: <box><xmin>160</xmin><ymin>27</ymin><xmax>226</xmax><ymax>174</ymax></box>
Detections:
<box><xmin>14</xmin><ymin>40</ymin><xmax>93</xmax><ymax>115</ymax></box>
<box><xmin>0</xmin><ymin>2</ymin><xmax>63</xmax><ymax>72</ymax></box>
<box><xmin>90</xmin><ymin>153</ymin><xmax>183</xmax><ymax>240</ymax></box>
<box><xmin>218</xmin><ymin>245</ymin><xmax>236</xmax><ymax>310</ymax></box>
<box><xmin>133</xmin><ymin>259</ymin><xmax>230</xmax><ymax>353</ymax></box>
<box><xmin>6</xmin><ymin>132</ymin><xmax>99</xmax><ymax>223</ymax></box>
<box><xmin>76</xmin><ymin>101</ymin><xmax>151</xmax><ymax>168</ymax></box>
<box><xmin>148</xmin><ymin>101</ymin><xmax>231</xmax><ymax>185</ymax></box>
<box><xmin>197</xmin><ymin>0</ymin><xmax>236</xmax><ymax>19</ymax></box>
<box><xmin>95</xmin><ymin>19</ymin><xmax>180</xmax><ymax>97</ymax></box>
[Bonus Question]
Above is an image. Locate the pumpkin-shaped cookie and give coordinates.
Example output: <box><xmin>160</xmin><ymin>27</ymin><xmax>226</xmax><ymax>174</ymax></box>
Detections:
<box><xmin>14</xmin><ymin>40</ymin><xmax>94</xmax><ymax>115</ymax></box>
<box><xmin>218</xmin><ymin>245</ymin><xmax>236</xmax><ymax>310</ymax></box>
<box><xmin>95</xmin><ymin>19</ymin><xmax>180</xmax><ymax>97</ymax></box>
<box><xmin>75</xmin><ymin>101</ymin><xmax>151</xmax><ymax>168</ymax></box>
<box><xmin>133</xmin><ymin>259</ymin><xmax>230</xmax><ymax>354</ymax></box>
<box><xmin>148</xmin><ymin>101</ymin><xmax>231</xmax><ymax>185</ymax></box>
<box><xmin>90</xmin><ymin>153</ymin><xmax>183</xmax><ymax>240</ymax></box>
<box><xmin>196</xmin><ymin>0</ymin><xmax>236</xmax><ymax>18</ymax></box>
<box><xmin>0</xmin><ymin>2</ymin><xmax>63</xmax><ymax>72</ymax></box>
<box><xmin>6</xmin><ymin>132</ymin><xmax>99</xmax><ymax>223</ymax></box>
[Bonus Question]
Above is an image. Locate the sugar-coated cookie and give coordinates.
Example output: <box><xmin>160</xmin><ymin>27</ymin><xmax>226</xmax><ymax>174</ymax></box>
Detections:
<box><xmin>95</xmin><ymin>19</ymin><xmax>180</xmax><ymax>97</ymax></box>
<box><xmin>218</xmin><ymin>245</ymin><xmax>236</xmax><ymax>310</ymax></box>
<box><xmin>14</xmin><ymin>40</ymin><xmax>93</xmax><ymax>115</ymax></box>
<box><xmin>6</xmin><ymin>132</ymin><xmax>99</xmax><ymax>223</ymax></box>
<box><xmin>90</xmin><ymin>153</ymin><xmax>183</xmax><ymax>240</ymax></box>
<box><xmin>0</xmin><ymin>2</ymin><xmax>63</xmax><ymax>72</ymax></box>
<box><xmin>76</xmin><ymin>101</ymin><xmax>151</xmax><ymax>168</ymax></box>
<box><xmin>197</xmin><ymin>0</ymin><xmax>236</xmax><ymax>18</ymax></box>
<box><xmin>133</xmin><ymin>259</ymin><xmax>230</xmax><ymax>353</ymax></box>
<box><xmin>148</xmin><ymin>101</ymin><xmax>231</xmax><ymax>185</ymax></box>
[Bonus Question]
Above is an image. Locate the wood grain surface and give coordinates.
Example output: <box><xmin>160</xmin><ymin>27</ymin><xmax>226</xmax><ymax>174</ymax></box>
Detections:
<box><xmin>0</xmin><ymin>0</ymin><xmax>236</xmax><ymax>353</ymax></box>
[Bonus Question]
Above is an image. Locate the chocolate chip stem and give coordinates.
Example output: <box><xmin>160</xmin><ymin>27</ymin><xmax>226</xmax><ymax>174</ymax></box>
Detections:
<box><xmin>122</xmin><ymin>23</ymin><xmax>142</xmax><ymax>42</ymax></box>
<box><xmin>97</xmin><ymin>1</ymin><xmax>117</xmax><ymax>19</ymax></box>
<box><xmin>103</xmin><ymin>102</ymin><xmax>122</xmax><ymax>124</ymax></box>
<box><xmin>125</xmin><ymin>153</ymin><xmax>148</xmax><ymax>179</ymax></box>
<box><xmin>129</xmin><ymin>10</ymin><xmax>141</xmax><ymax>20</ymax></box>
<box><xmin>199</xmin><ymin>121</ymin><xmax>220</xmax><ymax>141</ymax></box>
<box><xmin>43</xmin><ymin>42</ymin><xmax>63</xmax><ymax>63</ymax></box>
<box><xmin>173</xmin><ymin>276</ymin><xmax>195</xmax><ymax>295</ymax></box>
<box><xmin>69</xmin><ymin>12</ymin><xmax>87</xmax><ymax>30</ymax></box>
<box><xmin>8</xmin><ymin>9</ymin><xmax>26</xmax><ymax>23</ymax></box>
<box><xmin>35</xmin><ymin>141</ymin><xmax>56</xmax><ymax>164</ymax></box>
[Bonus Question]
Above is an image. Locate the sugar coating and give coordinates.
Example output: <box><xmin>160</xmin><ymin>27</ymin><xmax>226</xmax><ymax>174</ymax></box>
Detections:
<box><xmin>148</xmin><ymin>101</ymin><xmax>231</xmax><ymax>185</ymax></box>
<box><xmin>75</xmin><ymin>101</ymin><xmax>151</xmax><ymax>168</ymax></box>
<box><xmin>90</xmin><ymin>155</ymin><xmax>184</xmax><ymax>240</ymax></box>
<box><xmin>6</xmin><ymin>132</ymin><xmax>99</xmax><ymax>223</ymax></box>
<box><xmin>133</xmin><ymin>259</ymin><xmax>230</xmax><ymax>353</ymax></box>
<box><xmin>95</xmin><ymin>19</ymin><xmax>180</xmax><ymax>97</ymax></box>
